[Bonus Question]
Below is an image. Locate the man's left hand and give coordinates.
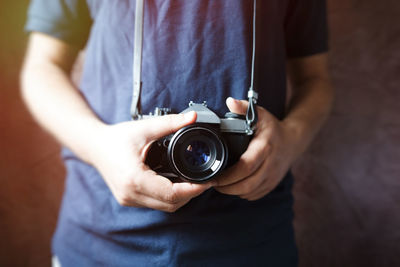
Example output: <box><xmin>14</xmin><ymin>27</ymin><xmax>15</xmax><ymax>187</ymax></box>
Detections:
<box><xmin>214</xmin><ymin>97</ymin><xmax>302</xmax><ymax>201</ymax></box>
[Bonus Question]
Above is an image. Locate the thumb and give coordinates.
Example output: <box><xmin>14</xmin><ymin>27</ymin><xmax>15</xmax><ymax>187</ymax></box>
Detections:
<box><xmin>226</xmin><ymin>97</ymin><xmax>249</xmax><ymax>115</ymax></box>
<box><xmin>141</xmin><ymin>111</ymin><xmax>197</xmax><ymax>141</ymax></box>
<box><xmin>172</xmin><ymin>182</ymin><xmax>214</xmax><ymax>201</ymax></box>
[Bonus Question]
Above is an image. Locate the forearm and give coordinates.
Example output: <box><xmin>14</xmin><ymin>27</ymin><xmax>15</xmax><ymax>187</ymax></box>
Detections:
<box><xmin>283</xmin><ymin>74</ymin><xmax>334</xmax><ymax>159</ymax></box>
<box><xmin>20</xmin><ymin>60</ymin><xmax>105</xmax><ymax>164</ymax></box>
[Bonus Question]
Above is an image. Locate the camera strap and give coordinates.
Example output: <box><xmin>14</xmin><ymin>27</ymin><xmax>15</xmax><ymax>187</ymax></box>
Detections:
<box><xmin>131</xmin><ymin>0</ymin><xmax>145</xmax><ymax>119</ymax></box>
<box><xmin>131</xmin><ymin>0</ymin><xmax>259</xmax><ymax>132</ymax></box>
<box><xmin>246</xmin><ymin>0</ymin><xmax>259</xmax><ymax>134</ymax></box>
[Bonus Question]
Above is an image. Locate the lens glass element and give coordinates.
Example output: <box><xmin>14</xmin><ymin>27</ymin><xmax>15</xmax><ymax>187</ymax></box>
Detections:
<box><xmin>168</xmin><ymin>126</ymin><xmax>227</xmax><ymax>182</ymax></box>
<box><xmin>184</xmin><ymin>141</ymin><xmax>211</xmax><ymax>167</ymax></box>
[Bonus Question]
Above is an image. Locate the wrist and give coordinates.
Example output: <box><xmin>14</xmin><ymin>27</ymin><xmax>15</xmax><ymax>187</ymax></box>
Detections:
<box><xmin>73</xmin><ymin>118</ymin><xmax>109</xmax><ymax>165</ymax></box>
<box><xmin>281</xmin><ymin>117</ymin><xmax>313</xmax><ymax>162</ymax></box>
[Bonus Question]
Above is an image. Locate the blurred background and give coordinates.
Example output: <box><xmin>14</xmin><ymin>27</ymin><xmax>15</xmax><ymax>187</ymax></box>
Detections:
<box><xmin>0</xmin><ymin>0</ymin><xmax>399</xmax><ymax>266</ymax></box>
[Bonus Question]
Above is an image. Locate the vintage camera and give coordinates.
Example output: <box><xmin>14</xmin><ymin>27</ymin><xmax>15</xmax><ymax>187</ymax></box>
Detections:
<box><xmin>131</xmin><ymin>0</ymin><xmax>260</xmax><ymax>182</ymax></box>
<box><xmin>145</xmin><ymin>102</ymin><xmax>253</xmax><ymax>183</ymax></box>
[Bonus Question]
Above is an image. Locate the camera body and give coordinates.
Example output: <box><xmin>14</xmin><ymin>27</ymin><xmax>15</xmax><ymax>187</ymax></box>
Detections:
<box><xmin>144</xmin><ymin>102</ymin><xmax>252</xmax><ymax>183</ymax></box>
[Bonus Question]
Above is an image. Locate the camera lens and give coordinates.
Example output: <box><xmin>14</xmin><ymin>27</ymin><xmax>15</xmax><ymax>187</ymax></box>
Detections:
<box><xmin>184</xmin><ymin>140</ymin><xmax>211</xmax><ymax>167</ymax></box>
<box><xmin>168</xmin><ymin>126</ymin><xmax>227</xmax><ymax>182</ymax></box>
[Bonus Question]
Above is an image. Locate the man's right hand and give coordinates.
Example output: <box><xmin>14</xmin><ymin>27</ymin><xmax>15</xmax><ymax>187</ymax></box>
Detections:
<box><xmin>87</xmin><ymin>111</ymin><xmax>213</xmax><ymax>212</ymax></box>
<box><xmin>21</xmin><ymin>33</ymin><xmax>211</xmax><ymax>213</ymax></box>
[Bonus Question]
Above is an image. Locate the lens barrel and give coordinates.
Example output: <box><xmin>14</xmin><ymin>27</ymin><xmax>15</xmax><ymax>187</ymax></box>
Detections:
<box><xmin>167</xmin><ymin>125</ymin><xmax>227</xmax><ymax>182</ymax></box>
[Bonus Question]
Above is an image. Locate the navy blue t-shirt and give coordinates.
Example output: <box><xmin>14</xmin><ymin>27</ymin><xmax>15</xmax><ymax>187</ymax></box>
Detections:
<box><xmin>26</xmin><ymin>1</ymin><xmax>328</xmax><ymax>266</ymax></box>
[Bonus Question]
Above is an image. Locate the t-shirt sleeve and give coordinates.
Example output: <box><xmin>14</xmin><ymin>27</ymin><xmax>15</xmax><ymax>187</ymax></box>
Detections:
<box><xmin>285</xmin><ymin>0</ymin><xmax>328</xmax><ymax>58</ymax></box>
<box><xmin>25</xmin><ymin>0</ymin><xmax>92</xmax><ymax>48</ymax></box>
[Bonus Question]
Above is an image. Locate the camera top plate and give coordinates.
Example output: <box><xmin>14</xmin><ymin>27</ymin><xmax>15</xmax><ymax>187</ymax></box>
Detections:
<box><xmin>181</xmin><ymin>102</ymin><xmax>221</xmax><ymax>124</ymax></box>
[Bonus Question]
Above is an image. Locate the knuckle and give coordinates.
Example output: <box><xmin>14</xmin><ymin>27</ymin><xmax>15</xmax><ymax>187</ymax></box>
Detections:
<box><xmin>164</xmin><ymin>204</ymin><xmax>179</xmax><ymax>213</ymax></box>
<box><xmin>243</xmin><ymin>159</ymin><xmax>257</xmax><ymax>174</ymax></box>
<box><xmin>241</xmin><ymin>182</ymin><xmax>255</xmax><ymax>195</ymax></box>
<box><xmin>264</xmin><ymin>142</ymin><xmax>272</xmax><ymax>155</ymax></box>
<box><xmin>164</xmin><ymin>191</ymin><xmax>180</xmax><ymax>205</ymax></box>
<box><xmin>122</xmin><ymin>172</ymin><xmax>142</xmax><ymax>193</ymax></box>
<box><xmin>259</xmin><ymin>144</ymin><xmax>270</xmax><ymax>159</ymax></box>
<box><xmin>254</xmin><ymin>145</ymin><xmax>263</xmax><ymax>158</ymax></box>
<box><xmin>130</xmin><ymin>178</ymin><xmax>143</xmax><ymax>194</ymax></box>
<box><xmin>116</xmin><ymin>193</ymin><xmax>131</xmax><ymax>206</ymax></box>
<box><xmin>263</xmin><ymin>127</ymin><xmax>273</xmax><ymax>138</ymax></box>
<box><xmin>120</xmin><ymin>177</ymin><xmax>132</xmax><ymax>189</ymax></box>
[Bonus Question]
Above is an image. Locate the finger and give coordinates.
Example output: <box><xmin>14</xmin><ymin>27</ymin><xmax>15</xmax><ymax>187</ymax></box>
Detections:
<box><xmin>241</xmin><ymin>171</ymin><xmax>286</xmax><ymax>201</ymax></box>
<box><xmin>171</xmin><ymin>182</ymin><xmax>214</xmax><ymax>202</ymax></box>
<box><xmin>141</xmin><ymin>111</ymin><xmax>197</xmax><ymax>141</ymax></box>
<box><xmin>242</xmin><ymin>185</ymin><xmax>272</xmax><ymax>201</ymax></box>
<box><xmin>215</xmin><ymin>153</ymin><xmax>270</xmax><ymax>195</ymax></box>
<box><xmin>215</xmin><ymin>169</ymin><xmax>264</xmax><ymax>196</ymax></box>
<box><xmin>135</xmin><ymin>168</ymin><xmax>213</xmax><ymax>204</ymax></box>
<box><xmin>239</xmin><ymin>166</ymin><xmax>287</xmax><ymax>201</ymax></box>
<box><xmin>226</xmin><ymin>97</ymin><xmax>248</xmax><ymax>115</ymax></box>
<box><xmin>239</xmin><ymin>178</ymin><xmax>272</xmax><ymax>200</ymax></box>
<box><xmin>123</xmin><ymin>191</ymin><xmax>189</xmax><ymax>213</ymax></box>
<box><xmin>215</xmin><ymin>135</ymin><xmax>271</xmax><ymax>187</ymax></box>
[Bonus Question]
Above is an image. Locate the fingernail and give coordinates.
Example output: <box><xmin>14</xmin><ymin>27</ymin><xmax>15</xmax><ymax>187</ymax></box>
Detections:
<box><xmin>227</xmin><ymin>97</ymin><xmax>236</xmax><ymax>102</ymax></box>
<box><xmin>184</xmin><ymin>111</ymin><xmax>195</xmax><ymax>119</ymax></box>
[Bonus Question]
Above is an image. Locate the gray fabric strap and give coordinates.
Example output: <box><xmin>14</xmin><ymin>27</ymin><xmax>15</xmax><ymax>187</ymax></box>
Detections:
<box><xmin>131</xmin><ymin>0</ymin><xmax>144</xmax><ymax>119</ymax></box>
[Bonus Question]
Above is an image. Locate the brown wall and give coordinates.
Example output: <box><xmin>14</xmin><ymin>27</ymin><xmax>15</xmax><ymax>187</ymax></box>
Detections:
<box><xmin>0</xmin><ymin>0</ymin><xmax>399</xmax><ymax>266</ymax></box>
<box><xmin>293</xmin><ymin>1</ymin><xmax>400</xmax><ymax>266</ymax></box>
<box><xmin>0</xmin><ymin>1</ymin><xmax>65</xmax><ymax>266</ymax></box>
